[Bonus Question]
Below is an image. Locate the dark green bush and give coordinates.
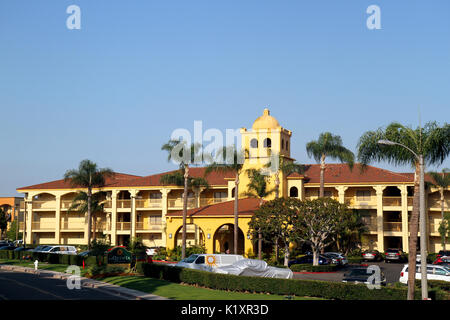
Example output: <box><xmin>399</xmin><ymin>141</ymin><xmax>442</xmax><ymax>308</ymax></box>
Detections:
<box><xmin>0</xmin><ymin>251</ymin><xmax>8</xmax><ymax>259</ymax></box>
<box><xmin>290</xmin><ymin>264</ymin><xmax>338</xmax><ymax>272</ymax></box>
<box><xmin>60</xmin><ymin>254</ymin><xmax>70</xmax><ymax>265</ymax></box>
<box><xmin>87</xmin><ymin>264</ymin><xmax>125</xmax><ymax>277</ymax></box>
<box><xmin>47</xmin><ymin>253</ymin><xmax>59</xmax><ymax>264</ymax></box>
<box><xmin>140</xmin><ymin>263</ymin><xmax>448</xmax><ymax>300</ymax></box>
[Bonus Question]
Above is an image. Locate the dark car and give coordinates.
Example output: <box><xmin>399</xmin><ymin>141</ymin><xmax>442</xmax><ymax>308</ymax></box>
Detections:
<box><xmin>384</xmin><ymin>248</ymin><xmax>406</xmax><ymax>263</ymax></box>
<box><xmin>0</xmin><ymin>246</ymin><xmax>16</xmax><ymax>250</ymax></box>
<box><xmin>433</xmin><ymin>256</ymin><xmax>450</xmax><ymax>267</ymax></box>
<box><xmin>362</xmin><ymin>250</ymin><xmax>382</xmax><ymax>262</ymax></box>
<box><xmin>288</xmin><ymin>254</ymin><xmax>331</xmax><ymax>267</ymax></box>
<box><xmin>13</xmin><ymin>247</ymin><xmax>31</xmax><ymax>252</ymax></box>
<box><xmin>342</xmin><ymin>267</ymin><xmax>386</xmax><ymax>286</ymax></box>
<box><xmin>437</xmin><ymin>250</ymin><xmax>450</xmax><ymax>259</ymax></box>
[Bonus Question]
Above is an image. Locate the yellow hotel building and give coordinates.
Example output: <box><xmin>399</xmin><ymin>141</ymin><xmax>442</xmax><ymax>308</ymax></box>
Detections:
<box><xmin>16</xmin><ymin>109</ymin><xmax>450</xmax><ymax>255</ymax></box>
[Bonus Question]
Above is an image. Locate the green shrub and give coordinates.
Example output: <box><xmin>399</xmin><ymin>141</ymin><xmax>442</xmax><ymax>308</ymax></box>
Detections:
<box><xmin>140</xmin><ymin>264</ymin><xmax>448</xmax><ymax>300</ymax></box>
<box><xmin>347</xmin><ymin>256</ymin><xmax>364</xmax><ymax>263</ymax></box>
<box><xmin>60</xmin><ymin>254</ymin><xmax>70</xmax><ymax>265</ymax></box>
<box><xmin>85</xmin><ymin>256</ymin><xmax>98</xmax><ymax>267</ymax></box>
<box><xmin>290</xmin><ymin>264</ymin><xmax>338</xmax><ymax>272</ymax></box>
<box><xmin>47</xmin><ymin>253</ymin><xmax>59</xmax><ymax>264</ymax></box>
<box><xmin>0</xmin><ymin>251</ymin><xmax>8</xmax><ymax>259</ymax></box>
<box><xmin>87</xmin><ymin>264</ymin><xmax>125</xmax><ymax>277</ymax></box>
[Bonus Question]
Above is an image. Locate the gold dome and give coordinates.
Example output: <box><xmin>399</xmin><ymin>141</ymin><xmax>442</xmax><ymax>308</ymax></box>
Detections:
<box><xmin>252</xmin><ymin>108</ymin><xmax>281</xmax><ymax>130</ymax></box>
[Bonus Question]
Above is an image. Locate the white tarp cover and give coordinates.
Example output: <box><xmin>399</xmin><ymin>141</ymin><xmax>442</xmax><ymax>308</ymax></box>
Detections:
<box><xmin>214</xmin><ymin>259</ymin><xmax>293</xmax><ymax>279</ymax></box>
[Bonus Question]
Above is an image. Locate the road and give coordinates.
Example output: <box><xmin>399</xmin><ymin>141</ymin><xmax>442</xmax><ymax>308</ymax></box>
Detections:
<box><xmin>293</xmin><ymin>261</ymin><xmax>404</xmax><ymax>284</ymax></box>
<box><xmin>0</xmin><ymin>269</ymin><xmax>126</xmax><ymax>300</ymax></box>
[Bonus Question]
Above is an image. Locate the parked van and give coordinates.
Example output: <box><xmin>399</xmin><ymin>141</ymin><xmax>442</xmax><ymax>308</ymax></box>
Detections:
<box><xmin>176</xmin><ymin>254</ymin><xmax>244</xmax><ymax>271</ymax></box>
<box><xmin>399</xmin><ymin>264</ymin><xmax>450</xmax><ymax>284</ymax></box>
<box><xmin>45</xmin><ymin>246</ymin><xmax>77</xmax><ymax>255</ymax></box>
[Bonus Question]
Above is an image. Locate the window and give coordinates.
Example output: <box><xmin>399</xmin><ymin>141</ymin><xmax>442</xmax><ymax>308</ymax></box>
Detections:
<box><xmin>150</xmin><ymin>193</ymin><xmax>162</xmax><ymax>199</ymax></box>
<box><xmin>356</xmin><ymin>190</ymin><xmax>371</xmax><ymax>201</ymax></box>
<box><xmin>214</xmin><ymin>192</ymin><xmax>227</xmax><ymax>199</ymax></box>
<box><xmin>263</xmin><ymin>138</ymin><xmax>271</xmax><ymax>148</ymax></box>
<box><xmin>149</xmin><ymin>215</ymin><xmax>162</xmax><ymax>225</ymax></box>
<box><xmin>231</xmin><ymin>187</ymin><xmax>235</xmax><ymax>198</ymax></box>
<box><xmin>289</xmin><ymin>187</ymin><xmax>298</xmax><ymax>198</ymax></box>
<box><xmin>281</xmin><ymin>139</ymin><xmax>285</xmax><ymax>149</ymax></box>
<box><xmin>250</xmin><ymin>139</ymin><xmax>258</xmax><ymax>148</ymax></box>
<box><xmin>195</xmin><ymin>256</ymin><xmax>205</xmax><ymax>264</ymax></box>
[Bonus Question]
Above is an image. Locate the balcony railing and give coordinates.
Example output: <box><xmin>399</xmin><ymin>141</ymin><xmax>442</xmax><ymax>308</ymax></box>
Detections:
<box><xmin>428</xmin><ymin>198</ymin><xmax>450</xmax><ymax>210</ymax></box>
<box><xmin>382</xmin><ymin>197</ymin><xmax>402</xmax><ymax>207</ymax></box>
<box><xmin>116</xmin><ymin>222</ymin><xmax>131</xmax><ymax>231</ymax></box>
<box><xmin>383</xmin><ymin>222</ymin><xmax>402</xmax><ymax>232</ymax></box>
<box><xmin>136</xmin><ymin>222</ymin><xmax>163</xmax><ymax>231</ymax></box>
<box><xmin>345</xmin><ymin>197</ymin><xmax>375</xmax><ymax>207</ymax></box>
<box><xmin>199</xmin><ymin>198</ymin><xmax>228</xmax><ymax>207</ymax></box>
<box><xmin>117</xmin><ymin>200</ymin><xmax>131</xmax><ymax>209</ymax></box>
<box><xmin>136</xmin><ymin>199</ymin><xmax>162</xmax><ymax>208</ymax></box>
<box><xmin>31</xmin><ymin>222</ymin><xmax>55</xmax><ymax>230</ymax></box>
<box><xmin>32</xmin><ymin>201</ymin><xmax>56</xmax><ymax>210</ymax></box>
<box><xmin>168</xmin><ymin>198</ymin><xmax>196</xmax><ymax>209</ymax></box>
<box><xmin>60</xmin><ymin>221</ymin><xmax>85</xmax><ymax>230</ymax></box>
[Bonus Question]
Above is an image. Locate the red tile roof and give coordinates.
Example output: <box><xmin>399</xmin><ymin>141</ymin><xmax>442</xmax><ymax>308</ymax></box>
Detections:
<box><xmin>17</xmin><ymin>167</ymin><xmax>234</xmax><ymax>191</ymax></box>
<box><xmin>17</xmin><ymin>173</ymin><xmax>142</xmax><ymax>191</ymax></box>
<box><xmin>288</xmin><ymin>163</ymin><xmax>415</xmax><ymax>184</ymax></box>
<box><xmin>166</xmin><ymin>197</ymin><xmax>260</xmax><ymax>217</ymax></box>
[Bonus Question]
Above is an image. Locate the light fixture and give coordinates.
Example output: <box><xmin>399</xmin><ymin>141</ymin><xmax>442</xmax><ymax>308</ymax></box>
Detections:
<box><xmin>207</xmin><ymin>234</ymin><xmax>211</xmax><ymax>239</ymax></box>
<box><xmin>169</xmin><ymin>233</ymin><xmax>172</xmax><ymax>239</ymax></box>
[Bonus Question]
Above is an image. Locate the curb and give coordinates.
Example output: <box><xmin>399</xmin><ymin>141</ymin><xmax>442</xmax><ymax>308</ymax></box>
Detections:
<box><xmin>0</xmin><ymin>264</ymin><xmax>168</xmax><ymax>300</ymax></box>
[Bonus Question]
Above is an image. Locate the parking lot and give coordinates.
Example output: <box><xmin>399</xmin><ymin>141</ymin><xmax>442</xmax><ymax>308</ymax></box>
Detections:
<box><xmin>293</xmin><ymin>261</ymin><xmax>405</xmax><ymax>284</ymax></box>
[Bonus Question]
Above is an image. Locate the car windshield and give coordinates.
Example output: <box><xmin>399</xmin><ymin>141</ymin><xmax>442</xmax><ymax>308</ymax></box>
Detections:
<box><xmin>41</xmin><ymin>247</ymin><xmax>52</xmax><ymax>252</ymax></box>
<box><xmin>181</xmin><ymin>254</ymin><xmax>199</xmax><ymax>263</ymax></box>
<box><xmin>386</xmin><ymin>249</ymin><xmax>399</xmax><ymax>253</ymax></box>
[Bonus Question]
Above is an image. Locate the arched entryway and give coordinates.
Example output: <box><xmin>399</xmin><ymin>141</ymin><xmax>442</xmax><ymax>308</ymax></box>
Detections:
<box><xmin>213</xmin><ymin>224</ymin><xmax>245</xmax><ymax>254</ymax></box>
<box><xmin>174</xmin><ymin>224</ymin><xmax>205</xmax><ymax>248</ymax></box>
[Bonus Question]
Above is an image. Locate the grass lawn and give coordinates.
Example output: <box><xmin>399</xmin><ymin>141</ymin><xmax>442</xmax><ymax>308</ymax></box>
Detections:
<box><xmin>0</xmin><ymin>259</ymin><xmax>322</xmax><ymax>300</ymax></box>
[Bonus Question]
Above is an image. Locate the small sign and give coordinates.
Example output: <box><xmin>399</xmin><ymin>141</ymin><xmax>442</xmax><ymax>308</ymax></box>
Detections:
<box><xmin>107</xmin><ymin>247</ymin><xmax>132</xmax><ymax>264</ymax></box>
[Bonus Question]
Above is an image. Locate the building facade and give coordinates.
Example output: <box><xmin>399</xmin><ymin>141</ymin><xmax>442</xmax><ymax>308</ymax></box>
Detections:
<box><xmin>16</xmin><ymin>109</ymin><xmax>450</xmax><ymax>254</ymax></box>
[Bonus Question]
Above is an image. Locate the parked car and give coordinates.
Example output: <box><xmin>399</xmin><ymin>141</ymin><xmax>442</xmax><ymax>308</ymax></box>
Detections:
<box><xmin>437</xmin><ymin>250</ymin><xmax>450</xmax><ymax>259</ymax></box>
<box><xmin>13</xmin><ymin>247</ymin><xmax>31</xmax><ymax>252</ymax></box>
<box><xmin>342</xmin><ymin>267</ymin><xmax>386</xmax><ymax>286</ymax></box>
<box><xmin>362</xmin><ymin>250</ymin><xmax>382</xmax><ymax>261</ymax></box>
<box><xmin>433</xmin><ymin>256</ymin><xmax>450</xmax><ymax>267</ymax></box>
<box><xmin>288</xmin><ymin>254</ymin><xmax>331</xmax><ymax>267</ymax></box>
<box><xmin>78</xmin><ymin>250</ymin><xmax>93</xmax><ymax>257</ymax></box>
<box><xmin>399</xmin><ymin>264</ymin><xmax>450</xmax><ymax>284</ymax></box>
<box><xmin>176</xmin><ymin>254</ymin><xmax>244</xmax><ymax>271</ymax></box>
<box><xmin>384</xmin><ymin>248</ymin><xmax>406</xmax><ymax>263</ymax></box>
<box><xmin>13</xmin><ymin>240</ymin><xmax>23</xmax><ymax>246</ymax></box>
<box><xmin>45</xmin><ymin>246</ymin><xmax>77</xmax><ymax>255</ymax></box>
<box><xmin>215</xmin><ymin>258</ymin><xmax>293</xmax><ymax>279</ymax></box>
<box><xmin>30</xmin><ymin>245</ymin><xmax>50</xmax><ymax>253</ymax></box>
<box><xmin>0</xmin><ymin>245</ymin><xmax>16</xmax><ymax>250</ymax></box>
<box><xmin>323</xmin><ymin>252</ymin><xmax>348</xmax><ymax>265</ymax></box>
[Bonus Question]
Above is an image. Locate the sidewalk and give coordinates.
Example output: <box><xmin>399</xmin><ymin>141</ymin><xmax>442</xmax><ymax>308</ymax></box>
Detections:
<box><xmin>0</xmin><ymin>264</ymin><xmax>169</xmax><ymax>300</ymax></box>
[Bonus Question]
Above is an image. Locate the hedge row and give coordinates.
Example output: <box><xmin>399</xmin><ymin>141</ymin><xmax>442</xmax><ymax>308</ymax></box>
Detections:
<box><xmin>0</xmin><ymin>250</ymin><xmax>105</xmax><ymax>267</ymax></box>
<box><xmin>290</xmin><ymin>264</ymin><xmax>339</xmax><ymax>272</ymax></box>
<box><xmin>141</xmin><ymin>263</ymin><xmax>448</xmax><ymax>300</ymax></box>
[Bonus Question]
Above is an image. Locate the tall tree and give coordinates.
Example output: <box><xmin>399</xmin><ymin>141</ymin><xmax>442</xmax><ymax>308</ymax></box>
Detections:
<box><xmin>244</xmin><ymin>168</ymin><xmax>275</xmax><ymax>259</ymax></box>
<box><xmin>0</xmin><ymin>208</ymin><xmax>7</xmax><ymax>240</ymax></box>
<box><xmin>205</xmin><ymin>146</ymin><xmax>247</xmax><ymax>255</ymax></box>
<box><xmin>68</xmin><ymin>191</ymin><xmax>106</xmax><ymax>241</ymax></box>
<box><xmin>295</xmin><ymin>198</ymin><xmax>349</xmax><ymax>266</ymax></box>
<box><xmin>332</xmin><ymin>209</ymin><xmax>367</xmax><ymax>255</ymax></box>
<box><xmin>357</xmin><ymin>121</ymin><xmax>450</xmax><ymax>300</ymax></box>
<box><xmin>428</xmin><ymin>168</ymin><xmax>450</xmax><ymax>250</ymax></box>
<box><xmin>249</xmin><ymin>197</ymin><xmax>300</xmax><ymax>266</ymax></box>
<box><xmin>64</xmin><ymin>160</ymin><xmax>114</xmax><ymax>250</ymax></box>
<box><xmin>306</xmin><ymin>132</ymin><xmax>354</xmax><ymax>197</ymax></box>
<box><xmin>161</xmin><ymin>140</ymin><xmax>206</xmax><ymax>259</ymax></box>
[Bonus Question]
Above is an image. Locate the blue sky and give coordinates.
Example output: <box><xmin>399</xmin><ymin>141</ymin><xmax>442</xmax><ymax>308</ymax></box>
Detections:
<box><xmin>0</xmin><ymin>1</ymin><xmax>449</xmax><ymax>196</ymax></box>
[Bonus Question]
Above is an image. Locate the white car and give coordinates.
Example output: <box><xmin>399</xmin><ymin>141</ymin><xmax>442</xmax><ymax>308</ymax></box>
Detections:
<box><xmin>215</xmin><ymin>258</ymin><xmax>293</xmax><ymax>279</ymax></box>
<box><xmin>45</xmin><ymin>246</ymin><xmax>77</xmax><ymax>255</ymax></box>
<box><xmin>399</xmin><ymin>264</ymin><xmax>450</xmax><ymax>284</ymax></box>
<box><xmin>176</xmin><ymin>254</ymin><xmax>244</xmax><ymax>271</ymax></box>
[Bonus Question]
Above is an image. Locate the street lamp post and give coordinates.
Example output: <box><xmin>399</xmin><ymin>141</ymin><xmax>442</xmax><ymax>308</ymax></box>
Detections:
<box><xmin>378</xmin><ymin>139</ymin><xmax>428</xmax><ymax>300</ymax></box>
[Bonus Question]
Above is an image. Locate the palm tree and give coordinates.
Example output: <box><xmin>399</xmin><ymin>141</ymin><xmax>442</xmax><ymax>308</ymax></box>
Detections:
<box><xmin>64</xmin><ymin>160</ymin><xmax>114</xmax><ymax>250</ymax></box>
<box><xmin>205</xmin><ymin>146</ymin><xmax>247</xmax><ymax>255</ymax></box>
<box><xmin>306</xmin><ymin>132</ymin><xmax>354</xmax><ymax>197</ymax></box>
<box><xmin>161</xmin><ymin>139</ymin><xmax>205</xmax><ymax>259</ymax></box>
<box><xmin>428</xmin><ymin>168</ymin><xmax>450</xmax><ymax>250</ymax></box>
<box><xmin>244</xmin><ymin>168</ymin><xmax>275</xmax><ymax>259</ymax></box>
<box><xmin>68</xmin><ymin>191</ymin><xmax>106</xmax><ymax>241</ymax></box>
<box><xmin>357</xmin><ymin>121</ymin><xmax>450</xmax><ymax>300</ymax></box>
<box><xmin>265</xmin><ymin>152</ymin><xmax>305</xmax><ymax>198</ymax></box>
